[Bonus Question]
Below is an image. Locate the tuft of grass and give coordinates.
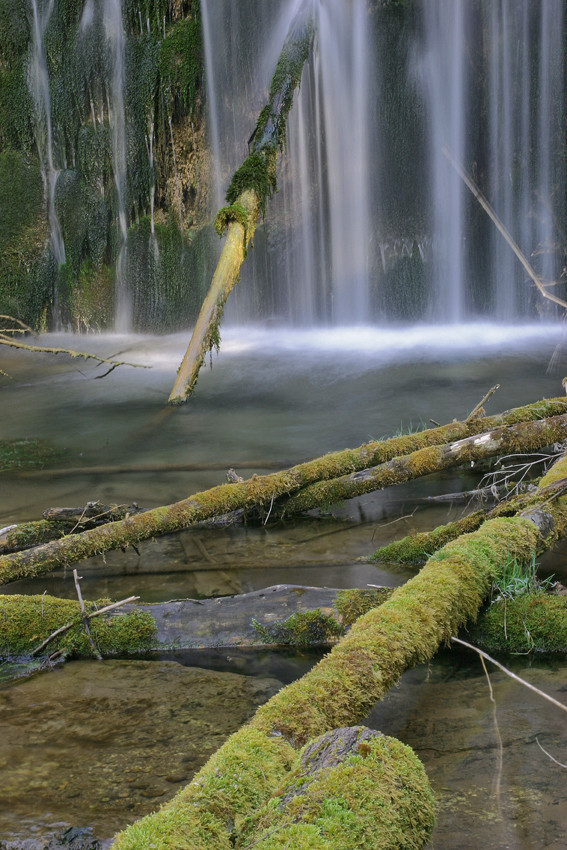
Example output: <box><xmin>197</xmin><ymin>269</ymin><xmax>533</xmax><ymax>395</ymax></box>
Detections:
<box><xmin>491</xmin><ymin>554</ymin><xmax>554</xmax><ymax>603</ymax></box>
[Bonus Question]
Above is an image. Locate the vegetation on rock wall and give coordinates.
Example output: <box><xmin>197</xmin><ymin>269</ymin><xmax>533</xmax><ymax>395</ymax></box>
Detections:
<box><xmin>0</xmin><ymin>0</ymin><xmax>206</xmax><ymax>331</ymax></box>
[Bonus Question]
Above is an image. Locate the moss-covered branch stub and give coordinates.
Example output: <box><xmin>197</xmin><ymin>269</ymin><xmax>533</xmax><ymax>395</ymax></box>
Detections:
<box><xmin>3</xmin><ymin>398</ymin><xmax>567</xmax><ymax>584</ymax></box>
<box><xmin>236</xmin><ymin>727</ymin><xmax>435</xmax><ymax>849</ymax></box>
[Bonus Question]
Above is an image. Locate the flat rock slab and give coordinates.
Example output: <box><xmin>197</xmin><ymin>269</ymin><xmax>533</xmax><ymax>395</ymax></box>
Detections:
<box><xmin>123</xmin><ymin>584</ymin><xmax>344</xmax><ymax>649</ymax></box>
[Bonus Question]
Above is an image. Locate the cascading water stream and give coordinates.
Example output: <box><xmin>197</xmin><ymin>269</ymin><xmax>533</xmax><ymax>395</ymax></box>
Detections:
<box><xmin>203</xmin><ymin>0</ymin><xmax>565</xmax><ymax>328</ymax></box>
<box><xmin>103</xmin><ymin>0</ymin><xmax>130</xmax><ymax>332</ymax></box>
<box><xmin>28</xmin><ymin>0</ymin><xmax>66</xmax><ymax>322</ymax></box>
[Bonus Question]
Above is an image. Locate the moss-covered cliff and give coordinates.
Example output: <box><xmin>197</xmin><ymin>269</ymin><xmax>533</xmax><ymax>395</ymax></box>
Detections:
<box><xmin>0</xmin><ymin>0</ymin><xmax>209</xmax><ymax>331</ymax></box>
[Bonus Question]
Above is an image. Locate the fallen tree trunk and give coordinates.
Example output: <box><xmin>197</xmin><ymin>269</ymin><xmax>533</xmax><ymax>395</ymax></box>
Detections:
<box><xmin>0</xmin><ymin>586</ymin><xmax>393</xmax><ymax>660</ymax></box>
<box><xmin>272</xmin><ymin>411</ymin><xmax>567</xmax><ymax>516</ymax></box>
<box><xmin>1</xmin><ymin>399</ymin><xmax>566</xmax><ymax>585</ymax></box>
<box><xmin>0</xmin><ymin>501</ymin><xmax>144</xmax><ymax>555</ymax></box>
<box><xmin>111</xmin><ymin>450</ymin><xmax>567</xmax><ymax>849</ymax></box>
<box><xmin>168</xmin><ymin>1</ymin><xmax>315</xmax><ymax>404</ymax></box>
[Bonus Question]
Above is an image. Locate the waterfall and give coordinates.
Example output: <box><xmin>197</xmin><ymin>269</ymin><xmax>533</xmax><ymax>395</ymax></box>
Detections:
<box><xmin>203</xmin><ymin>0</ymin><xmax>565</xmax><ymax>328</ymax></box>
<box><xmin>418</xmin><ymin>0</ymin><xmax>565</xmax><ymax>321</ymax></box>
<box><xmin>419</xmin><ymin>0</ymin><xmax>468</xmax><ymax>321</ymax></box>
<box><xmin>103</xmin><ymin>0</ymin><xmax>130</xmax><ymax>332</ymax></box>
<box><xmin>202</xmin><ymin>0</ymin><xmax>373</xmax><ymax>326</ymax></box>
<box><xmin>28</xmin><ymin>0</ymin><xmax>66</xmax><ymax>305</ymax></box>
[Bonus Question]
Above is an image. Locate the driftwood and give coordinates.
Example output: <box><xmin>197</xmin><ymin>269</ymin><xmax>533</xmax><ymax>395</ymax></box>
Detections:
<box><xmin>112</xmin><ymin>446</ymin><xmax>567</xmax><ymax>849</ymax></box>
<box><xmin>1</xmin><ymin>398</ymin><xmax>567</xmax><ymax>585</ymax></box>
<box><xmin>0</xmin><ymin>316</ymin><xmax>152</xmax><ymax>378</ymax></box>
<box><xmin>168</xmin><ymin>1</ymin><xmax>315</xmax><ymax>404</ymax></box>
<box><xmin>0</xmin><ymin>501</ymin><xmax>145</xmax><ymax>555</ymax></box>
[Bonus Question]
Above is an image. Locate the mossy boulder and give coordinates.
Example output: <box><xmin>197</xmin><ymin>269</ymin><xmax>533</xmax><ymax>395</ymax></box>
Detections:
<box><xmin>237</xmin><ymin>726</ymin><xmax>435</xmax><ymax>849</ymax></box>
<box><xmin>471</xmin><ymin>591</ymin><xmax>567</xmax><ymax>654</ymax></box>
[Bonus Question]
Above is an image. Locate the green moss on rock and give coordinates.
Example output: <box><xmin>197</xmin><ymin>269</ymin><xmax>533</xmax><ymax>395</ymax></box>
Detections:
<box><xmin>252</xmin><ymin>609</ymin><xmax>344</xmax><ymax>648</ymax></box>
<box><xmin>473</xmin><ymin>592</ymin><xmax>567</xmax><ymax>654</ymax></box>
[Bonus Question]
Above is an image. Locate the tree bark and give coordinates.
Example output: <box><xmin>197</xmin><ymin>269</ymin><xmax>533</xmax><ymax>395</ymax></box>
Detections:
<box><xmin>1</xmin><ymin>399</ymin><xmax>566</xmax><ymax>586</ymax></box>
<box><xmin>112</xmin><ymin>449</ymin><xmax>567</xmax><ymax>850</ymax></box>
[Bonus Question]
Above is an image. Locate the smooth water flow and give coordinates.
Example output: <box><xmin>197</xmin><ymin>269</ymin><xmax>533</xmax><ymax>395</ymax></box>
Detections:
<box><xmin>103</xmin><ymin>0</ymin><xmax>130</xmax><ymax>331</ymax></box>
<box><xmin>28</xmin><ymin>0</ymin><xmax>66</xmax><ymax>275</ymax></box>
<box><xmin>203</xmin><ymin>0</ymin><xmax>565</xmax><ymax>326</ymax></box>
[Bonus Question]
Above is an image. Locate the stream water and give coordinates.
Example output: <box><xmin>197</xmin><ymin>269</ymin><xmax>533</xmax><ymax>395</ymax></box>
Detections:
<box><xmin>2</xmin><ymin>325</ymin><xmax>567</xmax><ymax>846</ymax></box>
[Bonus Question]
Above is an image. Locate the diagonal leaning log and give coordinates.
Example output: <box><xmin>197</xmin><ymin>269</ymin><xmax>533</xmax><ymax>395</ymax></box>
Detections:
<box><xmin>1</xmin><ymin>399</ymin><xmax>566</xmax><ymax>586</ymax></box>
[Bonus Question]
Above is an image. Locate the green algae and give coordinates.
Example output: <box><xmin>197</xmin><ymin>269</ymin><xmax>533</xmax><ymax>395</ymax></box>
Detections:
<box><xmin>0</xmin><ymin>438</ymin><xmax>62</xmax><ymax>471</ymax></box>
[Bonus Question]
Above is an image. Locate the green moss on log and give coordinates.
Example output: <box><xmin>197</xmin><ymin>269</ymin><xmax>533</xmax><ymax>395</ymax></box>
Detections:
<box><xmin>334</xmin><ymin>588</ymin><xmax>394</xmax><ymax>626</ymax></box>
<box><xmin>113</xmin><ymin>727</ymin><xmax>297</xmax><ymax>850</ymax></box>
<box><xmin>237</xmin><ymin>728</ymin><xmax>435</xmax><ymax>849</ymax></box>
<box><xmin>0</xmin><ymin>594</ymin><xmax>156</xmax><ymax>658</ymax></box>
<box><xmin>371</xmin><ymin>511</ymin><xmax>486</xmax><ymax>565</ymax></box>
<box><xmin>472</xmin><ymin>592</ymin><xmax>567</xmax><ymax>654</ymax></box>
<box><xmin>252</xmin><ymin>609</ymin><xmax>344</xmax><ymax>648</ymax></box>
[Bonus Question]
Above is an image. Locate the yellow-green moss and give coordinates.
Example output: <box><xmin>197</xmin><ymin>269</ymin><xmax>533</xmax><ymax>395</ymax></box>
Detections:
<box><xmin>370</xmin><ymin>511</ymin><xmax>486</xmax><ymax>565</ymax></box>
<box><xmin>0</xmin><ymin>594</ymin><xmax>156</xmax><ymax>658</ymax></box>
<box><xmin>252</xmin><ymin>610</ymin><xmax>344</xmax><ymax>647</ymax></box>
<box><xmin>473</xmin><ymin>592</ymin><xmax>567</xmax><ymax>654</ymax></box>
<box><xmin>236</xmin><ymin>729</ymin><xmax>435</xmax><ymax>849</ymax></box>
<box><xmin>334</xmin><ymin>588</ymin><xmax>393</xmax><ymax>626</ymax></box>
<box><xmin>112</xmin><ymin>727</ymin><xmax>297</xmax><ymax>850</ymax></box>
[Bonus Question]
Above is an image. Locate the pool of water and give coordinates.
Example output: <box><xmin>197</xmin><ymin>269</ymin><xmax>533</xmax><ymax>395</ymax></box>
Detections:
<box><xmin>1</xmin><ymin>324</ymin><xmax>567</xmax><ymax>845</ymax></box>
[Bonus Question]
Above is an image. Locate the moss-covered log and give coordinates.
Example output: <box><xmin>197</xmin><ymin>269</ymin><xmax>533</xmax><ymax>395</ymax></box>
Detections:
<box><xmin>2</xmin><ymin>399</ymin><xmax>567</xmax><ymax>586</ymax></box>
<box><xmin>0</xmin><ymin>501</ymin><xmax>144</xmax><ymax>555</ymax></box>
<box><xmin>0</xmin><ymin>594</ymin><xmax>156</xmax><ymax>659</ymax></box>
<box><xmin>168</xmin><ymin>2</ymin><xmax>315</xmax><ymax>404</ymax></box>
<box><xmin>371</xmin><ymin>510</ymin><xmax>487</xmax><ymax>565</ymax></box>
<box><xmin>275</xmin><ymin>410</ymin><xmax>567</xmax><ymax>516</ymax></box>
<box><xmin>237</xmin><ymin>726</ymin><xmax>435</xmax><ymax>849</ymax></box>
<box><xmin>111</xmin><ymin>451</ymin><xmax>567</xmax><ymax>849</ymax></box>
<box><xmin>167</xmin><ymin>189</ymin><xmax>260</xmax><ymax>404</ymax></box>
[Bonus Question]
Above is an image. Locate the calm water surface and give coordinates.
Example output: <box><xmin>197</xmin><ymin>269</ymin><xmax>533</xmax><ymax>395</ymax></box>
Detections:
<box><xmin>1</xmin><ymin>324</ymin><xmax>567</xmax><ymax>846</ymax></box>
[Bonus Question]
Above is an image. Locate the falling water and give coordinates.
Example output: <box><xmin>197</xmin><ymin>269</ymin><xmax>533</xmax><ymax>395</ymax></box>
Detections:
<box><xmin>418</xmin><ymin>0</ymin><xmax>565</xmax><ymax>321</ymax></box>
<box><xmin>103</xmin><ymin>0</ymin><xmax>130</xmax><ymax>331</ymax></box>
<box><xmin>203</xmin><ymin>0</ymin><xmax>564</xmax><ymax>327</ymax></box>
<box><xmin>418</xmin><ymin>1</ymin><xmax>467</xmax><ymax>321</ymax></box>
<box><xmin>202</xmin><ymin>0</ymin><xmax>373</xmax><ymax>326</ymax></box>
<box><xmin>28</xmin><ymin>0</ymin><xmax>66</xmax><ymax>289</ymax></box>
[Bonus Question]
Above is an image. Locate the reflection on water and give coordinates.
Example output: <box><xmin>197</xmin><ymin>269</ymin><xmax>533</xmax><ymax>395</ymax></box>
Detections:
<box><xmin>2</xmin><ymin>326</ymin><xmax>567</xmax><ymax>845</ymax></box>
<box><xmin>367</xmin><ymin>651</ymin><xmax>567</xmax><ymax>850</ymax></box>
